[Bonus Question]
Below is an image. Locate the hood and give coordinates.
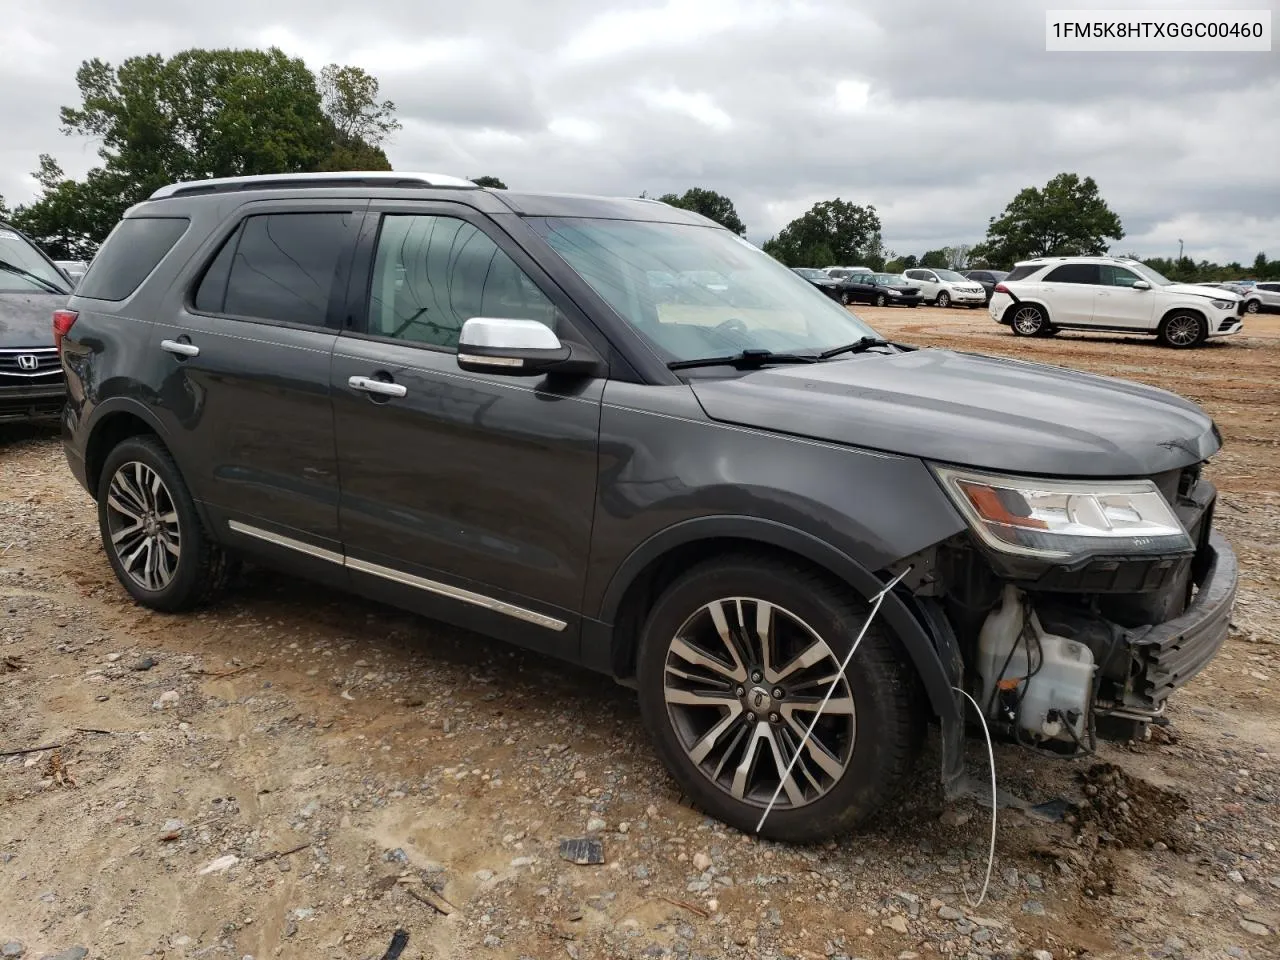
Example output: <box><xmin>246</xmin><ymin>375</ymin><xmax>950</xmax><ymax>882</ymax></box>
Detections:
<box><xmin>1166</xmin><ymin>282</ymin><xmax>1240</xmax><ymax>301</ymax></box>
<box><xmin>689</xmin><ymin>348</ymin><xmax>1220</xmax><ymax>477</ymax></box>
<box><xmin>0</xmin><ymin>292</ymin><xmax>63</xmax><ymax>347</ymax></box>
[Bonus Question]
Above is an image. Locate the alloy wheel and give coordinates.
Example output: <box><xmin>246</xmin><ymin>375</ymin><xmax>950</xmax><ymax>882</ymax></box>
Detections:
<box><xmin>1245</xmin><ymin>301</ymin><xmax>1259</xmax><ymax>314</ymax></box>
<box><xmin>1012</xmin><ymin>306</ymin><xmax>1043</xmax><ymax>335</ymax></box>
<box><xmin>1164</xmin><ymin>314</ymin><xmax>1201</xmax><ymax>346</ymax></box>
<box><xmin>936</xmin><ymin>292</ymin><xmax>950</xmax><ymax>307</ymax></box>
<box><xmin>662</xmin><ymin>597</ymin><xmax>856</xmax><ymax>809</ymax></box>
<box><xmin>105</xmin><ymin>461</ymin><xmax>182</xmax><ymax>591</ymax></box>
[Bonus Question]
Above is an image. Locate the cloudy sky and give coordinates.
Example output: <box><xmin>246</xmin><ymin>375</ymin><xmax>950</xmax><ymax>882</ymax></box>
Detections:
<box><xmin>2</xmin><ymin>0</ymin><xmax>1276</xmax><ymax>264</ymax></box>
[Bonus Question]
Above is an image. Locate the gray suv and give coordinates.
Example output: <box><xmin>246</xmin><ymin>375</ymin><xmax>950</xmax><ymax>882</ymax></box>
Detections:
<box><xmin>58</xmin><ymin>172</ymin><xmax>1237</xmax><ymax>840</ymax></box>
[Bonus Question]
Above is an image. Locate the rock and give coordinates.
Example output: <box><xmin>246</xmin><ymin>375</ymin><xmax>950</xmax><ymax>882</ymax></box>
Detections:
<box><xmin>1025</xmin><ymin>873</ymin><xmax>1044</xmax><ymax>891</ymax></box>
<box><xmin>153</xmin><ymin>691</ymin><xmax>180</xmax><ymax>710</ymax></box>
<box><xmin>161</xmin><ymin>819</ymin><xmax>184</xmax><ymax>834</ymax></box>
<box><xmin>106</xmin><ymin>653</ymin><xmax>121</xmax><ymax>663</ymax></box>
<box><xmin>1001</xmin><ymin>867</ymin><xmax>1019</xmax><ymax>887</ymax></box>
<box><xmin>939</xmin><ymin>808</ymin><xmax>972</xmax><ymax>828</ymax></box>
<box><xmin>883</xmin><ymin>915</ymin><xmax>909</xmax><ymax>934</ymax></box>
<box><xmin>972</xmin><ymin>928</ymin><xmax>993</xmax><ymax>944</ymax></box>
<box><xmin>969</xmin><ymin>917</ymin><xmax>1004</xmax><ymax>930</ymax></box>
<box><xmin>510</xmin><ymin>856</ymin><xmax>535</xmax><ymax>867</ymax></box>
<box><xmin>475</xmin><ymin>869</ymin><xmax>495</xmax><ymax>881</ymax></box>
<box><xmin>586</xmin><ymin>818</ymin><xmax>606</xmax><ymax>833</ymax></box>
<box><xmin>692</xmin><ymin>852</ymin><xmax>712</xmax><ymax>872</ymax></box>
<box><xmin>40</xmin><ymin>950</ymin><xmax>86</xmax><ymax>960</ymax></box>
<box><xmin>483</xmin><ymin>935</ymin><xmax>501</xmax><ymax>948</ymax></box>
<box><xmin>198</xmin><ymin>854</ymin><xmax>240</xmax><ymax>875</ymax></box>
<box><xmin>1227</xmin><ymin>870</ymin><xmax>1246</xmax><ymax>883</ymax></box>
<box><xmin>938</xmin><ymin>906</ymin><xmax>963</xmax><ymax>921</ymax></box>
<box><xmin>1239</xmin><ymin>920</ymin><xmax>1270</xmax><ymax>937</ymax></box>
<box><xmin>1031</xmin><ymin>951</ymin><xmax>1053</xmax><ymax>960</ymax></box>
<box><xmin>632</xmin><ymin>865</ymin><xmax>650</xmax><ymax>880</ymax></box>
<box><xmin>898</xmin><ymin>953</ymin><xmax>919</xmax><ymax>960</ymax></box>
<box><xmin>130</xmin><ymin>656</ymin><xmax>157</xmax><ymax>671</ymax></box>
<box><xmin>1023</xmin><ymin>900</ymin><xmax>1046</xmax><ymax>915</ymax></box>
<box><xmin>1235</xmin><ymin>894</ymin><xmax>1256</xmax><ymax>908</ymax></box>
<box><xmin>1</xmin><ymin>943</ymin><xmax>24</xmax><ymax>958</ymax></box>
<box><xmin>707</xmin><ymin>898</ymin><xmax>719</xmax><ymax>912</ymax></box>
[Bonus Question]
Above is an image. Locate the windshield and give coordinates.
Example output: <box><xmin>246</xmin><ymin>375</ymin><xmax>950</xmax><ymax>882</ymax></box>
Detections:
<box><xmin>527</xmin><ymin>218</ymin><xmax>880</xmax><ymax>364</ymax></box>
<box><xmin>1132</xmin><ymin>262</ymin><xmax>1175</xmax><ymax>286</ymax></box>
<box><xmin>874</xmin><ymin>273</ymin><xmax>909</xmax><ymax>286</ymax></box>
<box><xmin>0</xmin><ymin>225</ymin><xmax>72</xmax><ymax>294</ymax></box>
<box><xmin>934</xmin><ymin>269</ymin><xmax>966</xmax><ymax>282</ymax></box>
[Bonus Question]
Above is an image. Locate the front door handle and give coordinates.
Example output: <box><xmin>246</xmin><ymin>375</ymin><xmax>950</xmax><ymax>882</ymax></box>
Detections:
<box><xmin>161</xmin><ymin>339</ymin><xmax>200</xmax><ymax>358</ymax></box>
<box><xmin>348</xmin><ymin>375</ymin><xmax>407</xmax><ymax>398</ymax></box>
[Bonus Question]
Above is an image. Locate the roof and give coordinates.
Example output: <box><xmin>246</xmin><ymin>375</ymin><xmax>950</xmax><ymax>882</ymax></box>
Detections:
<box><xmin>148</xmin><ymin>171</ymin><xmax>478</xmax><ymax>199</ymax></box>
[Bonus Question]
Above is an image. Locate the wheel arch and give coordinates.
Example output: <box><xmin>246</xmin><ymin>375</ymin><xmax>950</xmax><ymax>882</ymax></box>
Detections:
<box><xmin>83</xmin><ymin>400</ymin><xmax>172</xmax><ymax>497</ymax></box>
<box><xmin>1000</xmin><ymin>298</ymin><xmax>1050</xmax><ymax>324</ymax></box>
<box><xmin>1160</xmin><ymin>304</ymin><xmax>1208</xmax><ymax>327</ymax></box>
<box><xmin>595</xmin><ymin>516</ymin><xmax>961</xmax><ymax>723</ymax></box>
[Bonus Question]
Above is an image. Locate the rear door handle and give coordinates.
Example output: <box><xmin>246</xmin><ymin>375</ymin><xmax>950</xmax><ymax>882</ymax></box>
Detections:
<box><xmin>161</xmin><ymin>339</ymin><xmax>200</xmax><ymax>358</ymax></box>
<box><xmin>348</xmin><ymin>375</ymin><xmax>407</xmax><ymax>398</ymax></box>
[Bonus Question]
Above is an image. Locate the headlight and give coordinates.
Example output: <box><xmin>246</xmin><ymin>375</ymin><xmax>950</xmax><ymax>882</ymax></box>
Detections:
<box><xmin>932</xmin><ymin>465</ymin><xmax>1192</xmax><ymax>561</ymax></box>
<box><xmin>1210</xmin><ymin>299</ymin><xmax>1236</xmax><ymax>310</ymax></box>
<box><xmin>885</xmin><ymin>288</ymin><xmax>901</xmax><ymax>295</ymax></box>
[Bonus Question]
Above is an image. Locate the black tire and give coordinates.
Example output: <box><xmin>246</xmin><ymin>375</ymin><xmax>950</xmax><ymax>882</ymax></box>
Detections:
<box><xmin>935</xmin><ymin>291</ymin><xmax>950</xmax><ymax>308</ymax></box>
<box><xmin>1244</xmin><ymin>299</ymin><xmax>1260</xmax><ymax>315</ymax></box>
<box><xmin>97</xmin><ymin>435</ymin><xmax>235</xmax><ymax>612</ymax></box>
<box><xmin>1009</xmin><ymin>303</ymin><xmax>1048</xmax><ymax>337</ymax></box>
<box><xmin>635</xmin><ymin>554</ymin><xmax>924</xmax><ymax>842</ymax></box>
<box><xmin>840</xmin><ymin>290</ymin><xmax>852</xmax><ymax>306</ymax></box>
<box><xmin>1157</xmin><ymin>311</ymin><xmax>1207</xmax><ymax>349</ymax></box>
<box><xmin>874</xmin><ymin>293</ymin><xmax>888</xmax><ymax>307</ymax></box>
<box><xmin>907</xmin><ymin>302</ymin><xmax>919</xmax><ymax>308</ymax></box>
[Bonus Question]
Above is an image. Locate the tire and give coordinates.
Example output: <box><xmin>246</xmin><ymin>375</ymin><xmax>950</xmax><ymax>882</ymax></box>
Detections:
<box><xmin>1009</xmin><ymin>303</ymin><xmax>1048</xmax><ymax>337</ymax></box>
<box><xmin>1244</xmin><ymin>299</ymin><xmax>1260</xmax><ymax>315</ymax></box>
<box><xmin>935</xmin><ymin>291</ymin><xmax>950</xmax><ymax>308</ymax></box>
<box><xmin>1157</xmin><ymin>311</ymin><xmax>1207</xmax><ymax>349</ymax></box>
<box><xmin>97</xmin><ymin>435</ymin><xmax>235</xmax><ymax>612</ymax></box>
<box><xmin>874</xmin><ymin>293</ymin><xmax>888</xmax><ymax>307</ymax></box>
<box><xmin>907</xmin><ymin>302</ymin><xmax>919</xmax><ymax>308</ymax></box>
<box><xmin>635</xmin><ymin>554</ymin><xmax>925</xmax><ymax>842</ymax></box>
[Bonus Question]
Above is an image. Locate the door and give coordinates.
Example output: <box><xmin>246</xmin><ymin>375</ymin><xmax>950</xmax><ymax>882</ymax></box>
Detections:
<box><xmin>1257</xmin><ymin>283</ymin><xmax>1280</xmax><ymax>309</ymax></box>
<box><xmin>1037</xmin><ymin>262</ymin><xmax>1099</xmax><ymax>325</ymax></box>
<box><xmin>849</xmin><ymin>272</ymin><xmax>876</xmax><ymax>302</ymax></box>
<box><xmin>907</xmin><ymin>269</ymin><xmax>938</xmax><ymax>299</ymax></box>
<box><xmin>330</xmin><ymin>204</ymin><xmax>604</xmax><ymax>659</ymax></box>
<box><xmin>1093</xmin><ymin>263</ymin><xmax>1157</xmax><ymax>330</ymax></box>
<box><xmin>150</xmin><ymin>201</ymin><xmax>365</xmax><ymax>583</ymax></box>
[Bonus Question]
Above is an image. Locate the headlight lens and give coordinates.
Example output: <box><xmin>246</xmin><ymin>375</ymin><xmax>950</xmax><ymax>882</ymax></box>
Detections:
<box><xmin>932</xmin><ymin>465</ymin><xmax>1192</xmax><ymax>560</ymax></box>
<box><xmin>1210</xmin><ymin>299</ymin><xmax>1236</xmax><ymax>310</ymax></box>
<box><xmin>886</xmin><ymin>288</ymin><xmax>901</xmax><ymax>295</ymax></box>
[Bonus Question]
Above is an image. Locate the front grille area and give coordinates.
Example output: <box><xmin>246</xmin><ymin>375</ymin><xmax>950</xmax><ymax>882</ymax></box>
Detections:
<box><xmin>0</xmin><ymin>393</ymin><xmax>63</xmax><ymax>420</ymax></box>
<box><xmin>0</xmin><ymin>347</ymin><xmax>62</xmax><ymax>385</ymax></box>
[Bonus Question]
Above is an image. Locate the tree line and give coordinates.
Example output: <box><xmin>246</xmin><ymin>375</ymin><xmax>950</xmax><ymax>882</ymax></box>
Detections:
<box><xmin>2</xmin><ymin>48</ymin><xmax>1275</xmax><ymax>283</ymax></box>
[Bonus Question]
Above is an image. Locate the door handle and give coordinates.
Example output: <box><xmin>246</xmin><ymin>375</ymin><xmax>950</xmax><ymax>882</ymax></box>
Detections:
<box><xmin>348</xmin><ymin>375</ymin><xmax>407</xmax><ymax>398</ymax></box>
<box><xmin>161</xmin><ymin>339</ymin><xmax>200</xmax><ymax>358</ymax></box>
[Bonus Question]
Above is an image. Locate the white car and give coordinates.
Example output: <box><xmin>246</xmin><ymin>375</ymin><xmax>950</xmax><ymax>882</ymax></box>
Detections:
<box><xmin>989</xmin><ymin>256</ymin><xmax>1244</xmax><ymax>348</ymax></box>
<box><xmin>1239</xmin><ymin>281</ymin><xmax>1279</xmax><ymax>315</ymax></box>
<box><xmin>902</xmin><ymin>268</ymin><xmax>987</xmax><ymax>307</ymax></box>
<box><xmin>822</xmin><ymin>265</ymin><xmax>871</xmax><ymax>279</ymax></box>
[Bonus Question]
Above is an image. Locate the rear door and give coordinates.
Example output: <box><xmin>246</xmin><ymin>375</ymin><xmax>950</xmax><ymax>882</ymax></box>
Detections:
<box><xmin>1258</xmin><ymin>282</ymin><xmax>1280</xmax><ymax>308</ymax></box>
<box><xmin>329</xmin><ymin>202</ymin><xmax>604</xmax><ymax>660</ymax></box>
<box><xmin>1094</xmin><ymin>263</ymin><xmax>1158</xmax><ymax>330</ymax></box>
<box><xmin>1037</xmin><ymin>262</ymin><xmax>1100</xmax><ymax>326</ymax></box>
<box><xmin>150</xmin><ymin>199</ymin><xmax>366</xmax><ymax>584</ymax></box>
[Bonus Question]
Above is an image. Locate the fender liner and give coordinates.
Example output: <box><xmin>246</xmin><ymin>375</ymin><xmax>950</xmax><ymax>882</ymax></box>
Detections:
<box><xmin>596</xmin><ymin>515</ymin><xmax>961</xmax><ymax>724</ymax></box>
<box><xmin>78</xmin><ymin>397</ymin><xmax>175</xmax><ymax>493</ymax></box>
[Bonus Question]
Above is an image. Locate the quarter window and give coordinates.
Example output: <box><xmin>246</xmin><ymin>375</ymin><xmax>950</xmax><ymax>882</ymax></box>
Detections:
<box><xmin>366</xmin><ymin>215</ymin><xmax>557</xmax><ymax>349</ymax></box>
<box><xmin>1043</xmin><ymin>263</ymin><xmax>1100</xmax><ymax>284</ymax></box>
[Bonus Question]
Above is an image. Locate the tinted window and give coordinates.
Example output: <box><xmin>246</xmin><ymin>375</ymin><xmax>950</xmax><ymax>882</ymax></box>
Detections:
<box><xmin>1043</xmin><ymin>263</ymin><xmax>1100</xmax><ymax>284</ymax></box>
<box><xmin>0</xmin><ymin>224</ymin><xmax>72</xmax><ymax>294</ymax></box>
<box><xmin>1004</xmin><ymin>265</ymin><xmax>1038</xmax><ymax>281</ymax></box>
<box><xmin>368</xmin><ymin>215</ymin><xmax>558</xmax><ymax>349</ymax></box>
<box><xmin>76</xmin><ymin>217</ymin><xmax>189</xmax><ymax>301</ymax></box>
<box><xmin>1258</xmin><ymin>283</ymin><xmax>1279</xmax><ymax>292</ymax></box>
<box><xmin>193</xmin><ymin>226</ymin><xmax>239</xmax><ymax>313</ymax></box>
<box><xmin>1100</xmin><ymin>264</ymin><xmax>1141</xmax><ymax>287</ymax></box>
<box><xmin>205</xmin><ymin>213</ymin><xmax>355</xmax><ymax>325</ymax></box>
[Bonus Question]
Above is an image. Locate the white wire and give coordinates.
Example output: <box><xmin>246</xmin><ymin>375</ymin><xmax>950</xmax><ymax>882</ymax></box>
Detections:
<box><xmin>755</xmin><ymin>567</ymin><xmax>912</xmax><ymax>834</ymax></box>
<box><xmin>952</xmin><ymin>686</ymin><xmax>997</xmax><ymax>909</ymax></box>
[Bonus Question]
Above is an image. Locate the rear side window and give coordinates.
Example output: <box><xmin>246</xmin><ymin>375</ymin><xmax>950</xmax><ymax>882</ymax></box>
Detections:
<box><xmin>1004</xmin><ymin>265</ymin><xmax>1038</xmax><ymax>281</ymax></box>
<box><xmin>193</xmin><ymin>212</ymin><xmax>356</xmax><ymax>326</ymax></box>
<box><xmin>1043</xmin><ymin>263</ymin><xmax>1100</xmax><ymax>284</ymax></box>
<box><xmin>76</xmin><ymin>217</ymin><xmax>189</xmax><ymax>301</ymax></box>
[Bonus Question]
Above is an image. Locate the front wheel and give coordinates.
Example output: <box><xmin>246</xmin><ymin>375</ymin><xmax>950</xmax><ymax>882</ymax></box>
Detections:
<box><xmin>635</xmin><ymin>555</ymin><xmax>924</xmax><ymax>842</ymax></box>
<box><xmin>874</xmin><ymin>293</ymin><xmax>888</xmax><ymax>307</ymax></box>
<box><xmin>1158</xmin><ymin>311</ymin><xmax>1206</xmax><ymax>348</ymax></box>
<box><xmin>1009</xmin><ymin>303</ymin><xmax>1048</xmax><ymax>336</ymax></box>
<box><xmin>97</xmin><ymin>436</ymin><xmax>235</xmax><ymax>612</ymax></box>
<box><xmin>935</xmin><ymin>291</ymin><xmax>951</xmax><ymax>308</ymax></box>
<box><xmin>1244</xmin><ymin>300</ymin><xmax>1260</xmax><ymax>315</ymax></box>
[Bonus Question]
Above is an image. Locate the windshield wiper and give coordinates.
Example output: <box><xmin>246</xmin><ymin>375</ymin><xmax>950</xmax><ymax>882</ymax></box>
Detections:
<box><xmin>668</xmin><ymin>348</ymin><xmax>819</xmax><ymax>371</ymax></box>
<box><xmin>819</xmin><ymin>337</ymin><xmax>893</xmax><ymax>359</ymax></box>
<box><xmin>0</xmin><ymin>260</ymin><xmax>69</xmax><ymax>295</ymax></box>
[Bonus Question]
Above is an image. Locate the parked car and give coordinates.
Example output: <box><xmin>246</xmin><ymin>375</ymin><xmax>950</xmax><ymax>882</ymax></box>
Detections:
<box><xmin>59</xmin><ymin>172</ymin><xmax>1237</xmax><ymax>841</ymax></box>
<box><xmin>990</xmin><ymin>256</ymin><xmax>1244</xmax><ymax>347</ymax></box>
<box><xmin>838</xmin><ymin>270</ymin><xmax>923</xmax><ymax>307</ymax></box>
<box><xmin>791</xmin><ymin>267</ymin><xmax>843</xmax><ymax>300</ymax></box>
<box><xmin>964</xmin><ymin>269</ymin><xmax>1009</xmax><ymax>304</ymax></box>
<box><xmin>1239</xmin><ymin>281</ymin><xmax>1279</xmax><ymax>315</ymax></box>
<box><xmin>902</xmin><ymin>268</ymin><xmax>986</xmax><ymax>307</ymax></box>
<box><xmin>1</xmin><ymin>220</ymin><xmax>73</xmax><ymax>423</ymax></box>
<box><xmin>822</xmin><ymin>266</ymin><xmax>871</xmax><ymax>280</ymax></box>
<box><xmin>54</xmin><ymin>260</ymin><xmax>90</xmax><ymax>286</ymax></box>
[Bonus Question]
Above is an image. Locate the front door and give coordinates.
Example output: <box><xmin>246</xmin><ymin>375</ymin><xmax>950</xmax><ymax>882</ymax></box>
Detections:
<box><xmin>1093</xmin><ymin>263</ymin><xmax>1157</xmax><ymax>330</ymax></box>
<box><xmin>330</xmin><ymin>204</ymin><xmax>604</xmax><ymax>660</ymax></box>
<box><xmin>150</xmin><ymin>200</ymin><xmax>365</xmax><ymax>584</ymax></box>
<box><xmin>1036</xmin><ymin>262</ymin><xmax>1099</xmax><ymax>326</ymax></box>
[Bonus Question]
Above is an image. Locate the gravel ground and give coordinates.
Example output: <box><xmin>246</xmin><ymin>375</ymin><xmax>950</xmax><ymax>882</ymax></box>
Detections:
<box><xmin>1</xmin><ymin>307</ymin><xmax>1278</xmax><ymax>960</ymax></box>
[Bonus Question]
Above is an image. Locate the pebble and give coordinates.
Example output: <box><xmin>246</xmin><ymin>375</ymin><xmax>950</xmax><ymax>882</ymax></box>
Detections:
<box><xmin>153</xmin><ymin>691</ymin><xmax>180</xmax><ymax>710</ymax></box>
<box><xmin>586</xmin><ymin>818</ymin><xmax>606</xmax><ymax>833</ymax></box>
<box><xmin>1</xmin><ymin>943</ymin><xmax>23</xmax><ymax>958</ymax></box>
<box><xmin>510</xmin><ymin>857</ymin><xmax>535</xmax><ymax>867</ymax></box>
<box><xmin>938</xmin><ymin>905</ymin><xmax>963</xmax><ymax>921</ymax></box>
<box><xmin>883</xmin><ymin>915</ymin><xmax>909</xmax><ymax>934</ymax></box>
<box><xmin>1239</xmin><ymin>919</ymin><xmax>1269</xmax><ymax>937</ymax></box>
<box><xmin>474</xmin><ymin>869</ymin><xmax>494</xmax><ymax>881</ymax></box>
<box><xmin>198</xmin><ymin>854</ymin><xmax>239</xmax><ymax>875</ymax></box>
<box><xmin>106</xmin><ymin>653</ymin><xmax>121</xmax><ymax>662</ymax></box>
<box><xmin>40</xmin><ymin>950</ymin><xmax>86</xmax><ymax>960</ymax></box>
<box><xmin>692</xmin><ymin>852</ymin><xmax>712</xmax><ymax>872</ymax></box>
<box><xmin>1234</xmin><ymin>894</ymin><xmax>1256</xmax><ymax>908</ymax></box>
<box><xmin>1226</xmin><ymin>870</ymin><xmax>1245</xmax><ymax>883</ymax></box>
<box><xmin>1023</xmin><ymin>900</ymin><xmax>1046</xmax><ymax>915</ymax></box>
<box><xmin>1031</xmin><ymin>951</ymin><xmax>1053</xmax><ymax>960</ymax></box>
<box><xmin>938</xmin><ymin>808</ymin><xmax>972</xmax><ymax>827</ymax></box>
<box><xmin>130</xmin><ymin>656</ymin><xmax>157</xmax><ymax>671</ymax></box>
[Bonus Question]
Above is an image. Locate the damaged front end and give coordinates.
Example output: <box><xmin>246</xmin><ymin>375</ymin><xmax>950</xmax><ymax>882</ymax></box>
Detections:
<box><xmin>901</xmin><ymin>459</ymin><xmax>1236</xmax><ymax>788</ymax></box>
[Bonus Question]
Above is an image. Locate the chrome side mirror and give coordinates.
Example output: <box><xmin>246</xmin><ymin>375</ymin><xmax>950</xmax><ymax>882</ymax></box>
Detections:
<box><xmin>456</xmin><ymin>317</ymin><xmax>601</xmax><ymax>377</ymax></box>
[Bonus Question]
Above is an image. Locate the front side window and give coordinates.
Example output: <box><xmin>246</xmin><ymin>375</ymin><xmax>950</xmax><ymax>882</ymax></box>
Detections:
<box><xmin>1100</xmin><ymin>265</ymin><xmax>1141</xmax><ymax>287</ymax></box>
<box><xmin>874</xmin><ymin>273</ymin><xmax>909</xmax><ymax>286</ymax></box>
<box><xmin>194</xmin><ymin>212</ymin><xmax>355</xmax><ymax>325</ymax></box>
<box><xmin>367</xmin><ymin>215</ymin><xmax>557</xmax><ymax>349</ymax></box>
<box><xmin>526</xmin><ymin>217</ymin><xmax>881</xmax><ymax>364</ymax></box>
<box><xmin>1043</xmin><ymin>263</ymin><xmax>1101</xmax><ymax>284</ymax></box>
<box><xmin>0</xmin><ymin>225</ymin><xmax>75</xmax><ymax>295</ymax></box>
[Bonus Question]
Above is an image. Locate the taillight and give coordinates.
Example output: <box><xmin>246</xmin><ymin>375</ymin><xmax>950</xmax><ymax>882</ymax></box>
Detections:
<box><xmin>993</xmin><ymin>283</ymin><xmax>1010</xmax><ymax>295</ymax></box>
<box><xmin>53</xmin><ymin>309</ymin><xmax>78</xmax><ymax>354</ymax></box>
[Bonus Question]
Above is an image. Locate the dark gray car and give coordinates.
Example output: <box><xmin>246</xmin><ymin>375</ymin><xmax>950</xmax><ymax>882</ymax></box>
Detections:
<box><xmin>1</xmin><ymin>221</ymin><xmax>73</xmax><ymax>422</ymax></box>
<box><xmin>58</xmin><ymin>173</ymin><xmax>1237</xmax><ymax>841</ymax></box>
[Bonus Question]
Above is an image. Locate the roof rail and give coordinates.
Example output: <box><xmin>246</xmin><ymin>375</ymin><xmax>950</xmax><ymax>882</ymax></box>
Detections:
<box><xmin>149</xmin><ymin>171</ymin><xmax>478</xmax><ymax>200</ymax></box>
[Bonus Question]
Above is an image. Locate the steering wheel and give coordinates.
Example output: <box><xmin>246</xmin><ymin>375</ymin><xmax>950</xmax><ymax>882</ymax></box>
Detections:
<box><xmin>716</xmin><ymin>317</ymin><xmax>749</xmax><ymax>335</ymax></box>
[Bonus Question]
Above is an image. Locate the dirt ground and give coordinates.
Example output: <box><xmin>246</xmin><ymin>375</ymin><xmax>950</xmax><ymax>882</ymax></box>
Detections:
<box><xmin>2</xmin><ymin>307</ymin><xmax>1278</xmax><ymax>960</ymax></box>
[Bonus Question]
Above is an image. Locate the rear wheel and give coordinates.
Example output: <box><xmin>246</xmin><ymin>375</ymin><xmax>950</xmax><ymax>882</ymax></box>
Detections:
<box><xmin>1158</xmin><ymin>311</ymin><xmax>1206</xmax><ymax>348</ymax></box>
<box><xmin>635</xmin><ymin>555</ymin><xmax>924</xmax><ymax>841</ymax></box>
<box><xmin>97</xmin><ymin>436</ymin><xmax>235</xmax><ymax>612</ymax></box>
<box><xmin>1010</xmin><ymin>303</ymin><xmax>1048</xmax><ymax>337</ymax></box>
<box><xmin>935</xmin><ymin>291</ymin><xmax>951</xmax><ymax>308</ymax></box>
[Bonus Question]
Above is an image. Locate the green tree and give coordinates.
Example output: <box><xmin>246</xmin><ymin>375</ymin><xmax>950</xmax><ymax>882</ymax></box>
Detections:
<box><xmin>761</xmin><ymin>199</ymin><xmax>882</xmax><ymax>268</ymax></box>
<box><xmin>658</xmin><ymin>187</ymin><xmax>746</xmax><ymax>235</ymax></box>
<box><xmin>920</xmin><ymin>249</ymin><xmax>949</xmax><ymax>269</ymax></box>
<box><xmin>971</xmin><ymin>173</ymin><xmax>1124</xmax><ymax>266</ymax></box>
<box><xmin>471</xmin><ymin>175</ymin><xmax>508</xmax><ymax>189</ymax></box>
<box><xmin>8</xmin><ymin>156</ymin><xmax>105</xmax><ymax>260</ymax></box>
<box><xmin>318</xmin><ymin>64</ymin><xmax>400</xmax><ymax>147</ymax></box>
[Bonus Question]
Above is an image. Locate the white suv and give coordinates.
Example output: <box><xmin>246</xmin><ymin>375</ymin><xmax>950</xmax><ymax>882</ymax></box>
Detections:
<box><xmin>902</xmin><ymin>268</ymin><xmax>986</xmax><ymax>307</ymax></box>
<box><xmin>1239</xmin><ymin>281</ymin><xmax>1280</xmax><ymax>315</ymax></box>
<box><xmin>990</xmin><ymin>256</ymin><xmax>1245</xmax><ymax>348</ymax></box>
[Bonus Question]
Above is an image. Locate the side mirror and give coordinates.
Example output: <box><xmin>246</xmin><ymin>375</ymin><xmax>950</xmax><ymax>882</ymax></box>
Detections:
<box><xmin>1131</xmin><ymin>280</ymin><xmax>1151</xmax><ymax>290</ymax></box>
<box><xmin>456</xmin><ymin>317</ymin><xmax>601</xmax><ymax>377</ymax></box>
